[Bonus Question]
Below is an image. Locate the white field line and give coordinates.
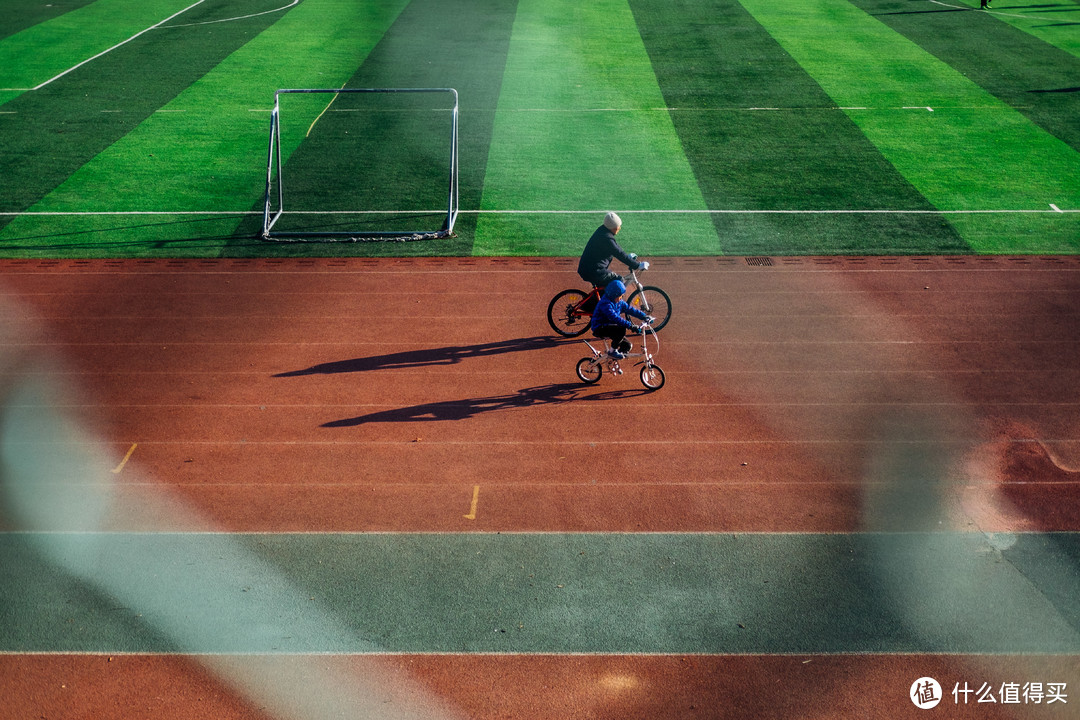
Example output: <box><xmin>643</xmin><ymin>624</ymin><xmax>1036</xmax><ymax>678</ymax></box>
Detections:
<box><xmin>928</xmin><ymin>0</ymin><xmax>1067</xmax><ymax>21</ymax></box>
<box><xmin>216</xmin><ymin>105</ymin><xmax>1017</xmax><ymax>113</ymax></box>
<box><xmin>32</xmin><ymin>0</ymin><xmax>209</xmax><ymax>90</ymax></box>
<box><xmin>23</xmin><ymin>1</ymin><xmax>299</xmax><ymax>91</ymax></box>
<box><xmin>456</xmin><ymin>208</ymin><xmax>1080</xmax><ymax>215</ymax></box>
<box><xmin>1</xmin><ymin>208</ymin><xmax>1076</xmax><ymax>217</ymax></box>
<box><xmin>487</xmin><ymin>106</ymin><xmax>1010</xmax><ymax>112</ymax></box>
<box><xmin>224</xmin><ymin>106</ymin><xmax>1031</xmax><ymax>113</ymax></box>
<box><xmin>159</xmin><ymin>0</ymin><xmax>300</xmax><ymax>28</ymax></box>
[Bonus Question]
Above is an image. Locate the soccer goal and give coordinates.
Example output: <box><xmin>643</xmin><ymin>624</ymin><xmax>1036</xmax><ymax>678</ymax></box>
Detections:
<box><xmin>261</xmin><ymin>87</ymin><xmax>459</xmax><ymax>242</ymax></box>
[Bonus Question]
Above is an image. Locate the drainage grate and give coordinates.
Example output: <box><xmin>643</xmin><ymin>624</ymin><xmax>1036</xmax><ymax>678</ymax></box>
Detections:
<box><xmin>745</xmin><ymin>257</ymin><xmax>774</xmax><ymax>266</ymax></box>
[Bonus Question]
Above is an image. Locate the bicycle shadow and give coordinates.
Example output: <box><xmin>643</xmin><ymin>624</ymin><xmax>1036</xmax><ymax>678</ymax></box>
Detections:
<box><xmin>275</xmin><ymin>335</ymin><xmax>574</xmax><ymax>377</ymax></box>
<box><xmin>323</xmin><ymin>382</ymin><xmax>648</xmax><ymax>427</ymax></box>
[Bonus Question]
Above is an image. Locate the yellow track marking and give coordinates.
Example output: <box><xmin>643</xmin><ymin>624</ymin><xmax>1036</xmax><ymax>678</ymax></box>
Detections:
<box><xmin>463</xmin><ymin>485</ymin><xmax>480</xmax><ymax>520</ymax></box>
<box><xmin>111</xmin><ymin>443</ymin><xmax>138</xmax><ymax>474</ymax></box>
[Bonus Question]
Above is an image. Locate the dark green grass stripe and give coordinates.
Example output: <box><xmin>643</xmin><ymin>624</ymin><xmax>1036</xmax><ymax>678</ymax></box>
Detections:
<box><xmin>228</xmin><ymin>0</ymin><xmax>519</xmax><ymax>257</ymax></box>
<box><xmin>3</xmin><ymin>532</ymin><xmax>1079</xmax><ymax>653</ymax></box>
<box><xmin>0</xmin><ymin>0</ymin><xmax>98</xmax><ymax>42</ymax></box>
<box><xmin>628</xmin><ymin>0</ymin><xmax>968</xmax><ymax>255</ymax></box>
<box><xmin>849</xmin><ymin>0</ymin><xmax>1080</xmax><ymax>151</ymax></box>
<box><xmin>0</xmin><ymin>9</ymin><xmax>294</xmax><ymax>232</ymax></box>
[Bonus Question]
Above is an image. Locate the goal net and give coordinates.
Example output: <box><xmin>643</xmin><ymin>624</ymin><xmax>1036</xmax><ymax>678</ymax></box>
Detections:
<box><xmin>261</xmin><ymin>88</ymin><xmax>459</xmax><ymax>242</ymax></box>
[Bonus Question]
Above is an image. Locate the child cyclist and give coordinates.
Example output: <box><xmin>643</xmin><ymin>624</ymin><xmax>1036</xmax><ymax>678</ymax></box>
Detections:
<box><xmin>591</xmin><ymin>279</ymin><xmax>651</xmax><ymax>359</ymax></box>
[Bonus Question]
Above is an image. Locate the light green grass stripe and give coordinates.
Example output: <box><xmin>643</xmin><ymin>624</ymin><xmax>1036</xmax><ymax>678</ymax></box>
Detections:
<box><xmin>952</xmin><ymin>0</ymin><xmax>1080</xmax><ymax>59</ymax></box>
<box><xmin>473</xmin><ymin>0</ymin><xmax>720</xmax><ymax>256</ymax></box>
<box><xmin>0</xmin><ymin>0</ymin><xmax>409</xmax><ymax>251</ymax></box>
<box><xmin>0</xmin><ymin>0</ymin><xmax>202</xmax><ymax>104</ymax></box>
<box><xmin>737</xmin><ymin>0</ymin><xmax>1080</xmax><ymax>253</ymax></box>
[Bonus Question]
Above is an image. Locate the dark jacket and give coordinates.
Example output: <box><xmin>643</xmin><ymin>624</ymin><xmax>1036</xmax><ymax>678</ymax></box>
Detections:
<box><xmin>577</xmin><ymin>225</ymin><xmax>641</xmax><ymax>285</ymax></box>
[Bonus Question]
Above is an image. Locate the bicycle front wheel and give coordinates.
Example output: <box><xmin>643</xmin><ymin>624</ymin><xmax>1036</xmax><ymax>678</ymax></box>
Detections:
<box><xmin>547</xmin><ymin>289</ymin><xmax>591</xmax><ymax>336</ymax></box>
<box><xmin>640</xmin><ymin>363</ymin><xmax>665</xmax><ymax>391</ymax></box>
<box><xmin>627</xmin><ymin>286</ymin><xmax>671</xmax><ymax>332</ymax></box>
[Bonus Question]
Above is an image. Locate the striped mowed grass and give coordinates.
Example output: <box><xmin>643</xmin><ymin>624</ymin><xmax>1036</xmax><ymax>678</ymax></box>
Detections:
<box><xmin>0</xmin><ymin>0</ymin><xmax>1076</xmax><ymax>257</ymax></box>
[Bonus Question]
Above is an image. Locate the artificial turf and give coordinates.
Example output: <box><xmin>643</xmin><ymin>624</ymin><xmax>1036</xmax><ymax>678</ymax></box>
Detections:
<box><xmin>629</xmin><ymin>0</ymin><xmax>968</xmax><ymax>255</ymax></box>
<box><xmin>0</xmin><ymin>0</ymin><xmax>1076</xmax><ymax>258</ymax></box>
<box><xmin>850</xmin><ymin>0</ymin><xmax>1080</xmax><ymax>151</ymax></box>
<box><xmin>0</xmin><ymin>0</ymin><xmax>100</xmax><ymax>43</ymax></box>
<box><xmin>471</xmin><ymin>0</ymin><xmax>719</xmax><ymax>256</ymax></box>
<box><xmin>231</xmin><ymin>0</ymin><xmax>520</xmax><ymax>257</ymax></box>
<box><xmin>737</xmin><ymin>0</ymin><xmax>1080</xmax><ymax>256</ymax></box>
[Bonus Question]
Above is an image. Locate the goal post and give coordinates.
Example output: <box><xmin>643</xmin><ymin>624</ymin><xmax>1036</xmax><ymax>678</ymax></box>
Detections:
<box><xmin>262</xmin><ymin>87</ymin><xmax>459</xmax><ymax>242</ymax></box>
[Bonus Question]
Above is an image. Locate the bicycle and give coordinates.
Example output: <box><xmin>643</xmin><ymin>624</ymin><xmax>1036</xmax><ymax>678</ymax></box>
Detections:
<box><xmin>575</xmin><ymin>323</ymin><xmax>665</xmax><ymax>391</ymax></box>
<box><xmin>547</xmin><ymin>266</ymin><xmax>671</xmax><ymax>337</ymax></box>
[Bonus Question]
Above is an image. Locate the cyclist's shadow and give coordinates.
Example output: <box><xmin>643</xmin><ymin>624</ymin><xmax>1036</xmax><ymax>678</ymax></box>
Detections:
<box><xmin>323</xmin><ymin>382</ymin><xmax>647</xmax><ymax>427</ymax></box>
<box><xmin>275</xmin><ymin>335</ymin><xmax>572</xmax><ymax>376</ymax></box>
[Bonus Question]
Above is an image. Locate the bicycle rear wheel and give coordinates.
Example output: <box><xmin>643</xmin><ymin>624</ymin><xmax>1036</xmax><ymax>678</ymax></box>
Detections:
<box><xmin>627</xmin><ymin>286</ymin><xmax>671</xmax><ymax>332</ymax></box>
<box><xmin>547</xmin><ymin>289</ymin><xmax>591</xmax><ymax>336</ymax></box>
<box><xmin>576</xmin><ymin>357</ymin><xmax>602</xmax><ymax>384</ymax></box>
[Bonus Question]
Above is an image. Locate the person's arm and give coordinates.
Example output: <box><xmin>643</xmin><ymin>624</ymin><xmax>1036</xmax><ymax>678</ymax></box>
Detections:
<box><xmin>608</xmin><ymin>237</ymin><xmax>642</xmax><ymax>270</ymax></box>
<box><xmin>624</xmin><ymin>303</ymin><xmax>649</xmax><ymax>322</ymax></box>
<box><xmin>607</xmin><ymin>301</ymin><xmax>638</xmax><ymax>329</ymax></box>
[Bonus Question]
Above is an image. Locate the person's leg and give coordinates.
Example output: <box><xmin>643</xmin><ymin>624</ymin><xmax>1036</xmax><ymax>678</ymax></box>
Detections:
<box><xmin>594</xmin><ymin>325</ymin><xmax>627</xmax><ymax>356</ymax></box>
<box><xmin>610</xmin><ymin>324</ymin><xmax>631</xmax><ymax>353</ymax></box>
<box><xmin>598</xmin><ymin>271</ymin><xmax>621</xmax><ymax>288</ymax></box>
<box><xmin>581</xmin><ymin>270</ymin><xmax>620</xmax><ymax>289</ymax></box>
<box><xmin>580</xmin><ymin>271</ymin><xmax>619</xmax><ymax>313</ymax></box>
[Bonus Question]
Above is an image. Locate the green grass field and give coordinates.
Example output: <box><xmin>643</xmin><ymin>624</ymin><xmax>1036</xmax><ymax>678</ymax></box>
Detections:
<box><xmin>0</xmin><ymin>0</ymin><xmax>1077</xmax><ymax>258</ymax></box>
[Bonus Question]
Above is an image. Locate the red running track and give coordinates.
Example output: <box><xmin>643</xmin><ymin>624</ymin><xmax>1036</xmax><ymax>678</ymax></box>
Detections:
<box><xmin>1</xmin><ymin>256</ymin><xmax>1078</xmax><ymax>720</ymax></box>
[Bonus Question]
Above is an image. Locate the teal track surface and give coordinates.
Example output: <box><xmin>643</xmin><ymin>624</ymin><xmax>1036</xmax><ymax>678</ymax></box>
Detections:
<box><xmin>4</xmin><ymin>532</ymin><xmax>1080</xmax><ymax>654</ymax></box>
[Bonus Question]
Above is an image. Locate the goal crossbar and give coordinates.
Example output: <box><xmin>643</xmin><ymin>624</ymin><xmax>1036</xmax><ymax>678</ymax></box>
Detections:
<box><xmin>261</xmin><ymin>87</ymin><xmax>459</xmax><ymax>242</ymax></box>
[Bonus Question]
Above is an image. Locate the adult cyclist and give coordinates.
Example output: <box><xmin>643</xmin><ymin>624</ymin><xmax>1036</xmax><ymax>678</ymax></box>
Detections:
<box><xmin>576</xmin><ymin>212</ymin><xmax>650</xmax><ymax>291</ymax></box>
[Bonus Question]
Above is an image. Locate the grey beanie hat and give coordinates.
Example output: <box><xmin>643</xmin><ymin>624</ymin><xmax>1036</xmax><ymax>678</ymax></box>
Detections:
<box><xmin>603</xmin><ymin>211</ymin><xmax>622</xmax><ymax>230</ymax></box>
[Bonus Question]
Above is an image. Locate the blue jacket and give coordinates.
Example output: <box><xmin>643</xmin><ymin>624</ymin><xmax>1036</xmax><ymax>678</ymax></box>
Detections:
<box><xmin>591</xmin><ymin>295</ymin><xmax>648</xmax><ymax>331</ymax></box>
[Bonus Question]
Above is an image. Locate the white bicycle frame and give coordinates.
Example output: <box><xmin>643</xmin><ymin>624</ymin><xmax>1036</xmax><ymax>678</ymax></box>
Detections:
<box><xmin>622</xmin><ymin>268</ymin><xmax>653</xmax><ymax>315</ymax></box>
<box><xmin>581</xmin><ymin>323</ymin><xmax>659</xmax><ymax>375</ymax></box>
